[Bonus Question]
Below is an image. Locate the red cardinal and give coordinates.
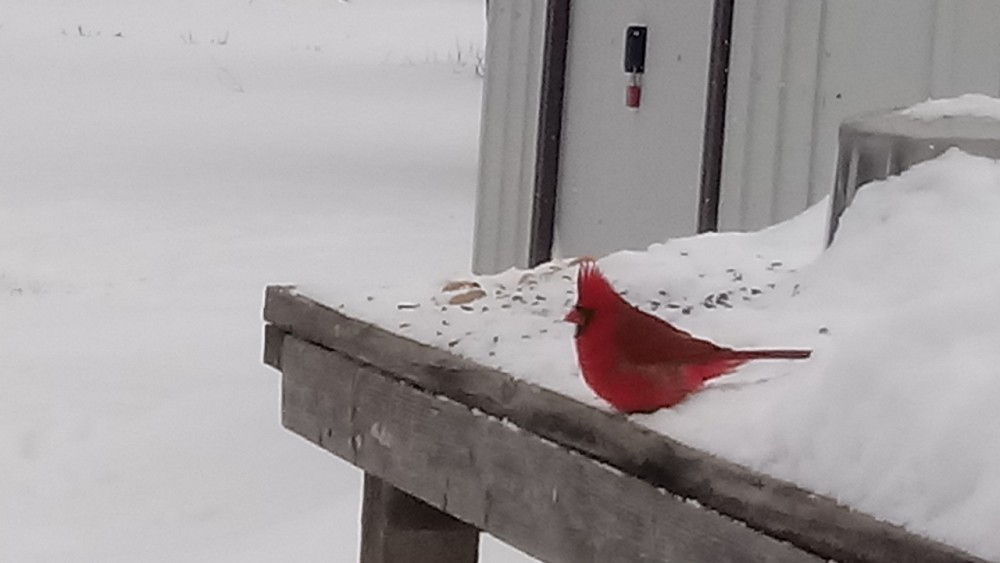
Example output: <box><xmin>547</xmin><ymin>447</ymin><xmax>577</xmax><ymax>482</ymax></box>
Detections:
<box><xmin>564</xmin><ymin>261</ymin><xmax>811</xmax><ymax>413</ymax></box>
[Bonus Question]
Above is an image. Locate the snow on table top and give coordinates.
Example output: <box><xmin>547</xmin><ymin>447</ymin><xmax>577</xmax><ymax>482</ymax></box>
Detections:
<box><xmin>301</xmin><ymin>148</ymin><xmax>1000</xmax><ymax>561</ymax></box>
<box><xmin>902</xmin><ymin>93</ymin><xmax>1000</xmax><ymax>122</ymax></box>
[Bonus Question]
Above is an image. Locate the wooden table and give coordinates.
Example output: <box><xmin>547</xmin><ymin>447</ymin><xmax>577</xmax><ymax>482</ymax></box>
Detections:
<box><xmin>262</xmin><ymin>285</ymin><xmax>988</xmax><ymax>563</ymax></box>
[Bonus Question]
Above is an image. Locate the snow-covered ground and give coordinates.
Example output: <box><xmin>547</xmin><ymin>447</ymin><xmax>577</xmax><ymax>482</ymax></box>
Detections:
<box><xmin>324</xmin><ymin>143</ymin><xmax>1000</xmax><ymax>559</ymax></box>
<box><xmin>1</xmin><ymin>1</ymin><xmax>532</xmax><ymax>561</ymax></box>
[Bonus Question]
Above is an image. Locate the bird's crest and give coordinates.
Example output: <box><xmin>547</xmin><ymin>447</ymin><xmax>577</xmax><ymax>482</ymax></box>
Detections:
<box><xmin>576</xmin><ymin>259</ymin><xmax>618</xmax><ymax>306</ymax></box>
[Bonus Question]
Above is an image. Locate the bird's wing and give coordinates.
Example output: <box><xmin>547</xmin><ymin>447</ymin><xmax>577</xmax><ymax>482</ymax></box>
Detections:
<box><xmin>614</xmin><ymin>303</ymin><xmax>727</xmax><ymax>366</ymax></box>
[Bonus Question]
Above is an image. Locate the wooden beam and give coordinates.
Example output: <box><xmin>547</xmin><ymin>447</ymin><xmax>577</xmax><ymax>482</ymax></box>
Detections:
<box><xmin>280</xmin><ymin>335</ymin><xmax>819</xmax><ymax>563</ymax></box>
<box><xmin>264</xmin><ymin>286</ymin><xmax>989</xmax><ymax>563</ymax></box>
<box><xmin>361</xmin><ymin>473</ymin><xmax>480</xmax><ymax>563</ymax></box>
<box><xmin>263</xmin><ymin>323</ymin><xmax>286</xmax><ymax>371</ymax></box>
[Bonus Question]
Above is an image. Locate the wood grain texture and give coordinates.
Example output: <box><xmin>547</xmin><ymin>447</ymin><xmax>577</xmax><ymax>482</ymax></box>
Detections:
<box><xmin>360</xmin><ymin>474</ymin><xmax>479</xmax><ymax>563</ymax></box>
<box><xmin>263</xmin><ymin>323</ymin><xmax>286</xmax><ymax>371</ymax></box>
<box><xmin>281</xmin><ymin>335</ymin><xmax>819</xmax><ymax>563</ymax></box>
<box><xmin>263</xmin><ymin>286</ymin><xmax>990</xmax><ymax>563</ymax></box>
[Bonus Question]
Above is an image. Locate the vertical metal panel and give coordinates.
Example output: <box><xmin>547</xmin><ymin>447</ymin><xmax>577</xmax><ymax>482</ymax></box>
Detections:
<box><xmin>554</xmin><ymin>0</ymin><xmax>713</xmax><ymax>259</ymax></box>
<box><xmin>472</xmin><ymin>0</ymin><xmax>547</xmax><ymax>274</ymax></box>
<box><xmin>718</xmin><ymin>0</ymin><xmax>1000</xmax><ymax>233</ymax></box>
<box><xmin>928</xmin><ymin>0</ymin><xmax>1000</xmax><ymax>97</ymax></box>
<box><xmin>719</xmin><ymin>0</ymin><xmax>825</xmax><ymax>232</ymax></box>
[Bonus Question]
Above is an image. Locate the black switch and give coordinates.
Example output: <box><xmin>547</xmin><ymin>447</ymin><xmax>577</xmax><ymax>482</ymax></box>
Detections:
<box><xmin>624</xmin><ymin>25</ymin><xmax>647</xmax><ymax>73</ymax></box>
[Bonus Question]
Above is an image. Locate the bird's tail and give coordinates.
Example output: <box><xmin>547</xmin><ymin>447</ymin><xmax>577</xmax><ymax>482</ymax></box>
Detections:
<box><xmin>729</xmin><ymin>349</ymin><xmax>812</xmax><ymax>360</ymax></box>
<box><xmin>688</xmin><ymin>349</ymin><xmax>811</xmax><ymax>384</ymax></box>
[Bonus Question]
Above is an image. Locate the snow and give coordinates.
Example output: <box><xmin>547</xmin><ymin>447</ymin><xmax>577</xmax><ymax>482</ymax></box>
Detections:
<box><xmin>318</xmin><ymin>147</ymin><xmax>1000</xmax><ymax>560</ymax></box>
<box><xmin>903</xmin><ymin>92</ymin><xmax>1000</xmax><ymax>121</ymax></box>
<box><xmin>1</xmin><ymin>1</ymin><xmax>529</xmax><ymax>562</ymax></box>
<box><xmin>8</xmin><ymin>0</ymin><xmax>1000</xmax><ymax>559</ymax></box>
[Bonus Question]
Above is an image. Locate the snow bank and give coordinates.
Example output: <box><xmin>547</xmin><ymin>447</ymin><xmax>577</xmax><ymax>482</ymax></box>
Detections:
<box><xmin>324</xmin><ymin>148</ymin><xmax>1000</xmax><ymax>560</ymax></box>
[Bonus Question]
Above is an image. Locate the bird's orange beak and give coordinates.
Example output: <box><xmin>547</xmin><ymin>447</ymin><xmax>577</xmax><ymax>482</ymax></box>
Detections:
<box><xmin>564</xmin><ymin>308</ymin><xmax>582</xmax><ymax>325</ymax></box>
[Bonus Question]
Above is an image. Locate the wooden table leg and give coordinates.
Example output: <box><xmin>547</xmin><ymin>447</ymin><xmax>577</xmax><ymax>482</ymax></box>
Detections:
<box><xmin>360</xmin><ymin>473</ymin><xmax>480</xmax><ymax>563</ymax></box>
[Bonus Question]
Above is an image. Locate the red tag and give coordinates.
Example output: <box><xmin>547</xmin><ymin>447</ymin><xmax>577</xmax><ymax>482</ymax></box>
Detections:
<box><xmin>626</xmin><ymin>84</ymin><xmax>642</xmax><ymax>109</ymax></box>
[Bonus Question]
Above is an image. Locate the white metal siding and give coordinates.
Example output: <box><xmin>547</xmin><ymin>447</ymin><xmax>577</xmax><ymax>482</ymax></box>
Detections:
<box><xmin>473</xmin><ymin>0</ymin><xmax>1000</xmax><ymax>271</ymax></box>
<box><xmin>719</xmin><ymin>0</ymin><xmax>1000</xmax><ymax>232</ymax></box>
<box><xmin>472</xmin><ymin>0</ymin><xmax>547</xmax><ymax>274</ymax></box>
<box><xmin>553</xmin><ymin>0</ymin><xmax>713</xmax><ymax>259</ymax></box>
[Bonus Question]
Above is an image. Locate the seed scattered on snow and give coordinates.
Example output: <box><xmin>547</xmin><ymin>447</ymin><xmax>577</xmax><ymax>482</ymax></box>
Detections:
<box><xmin>460</xmin><ymin>304</ymin><xmax>475</xmax><ymax>312</ymax></box>
<box><xmin>492</xmin><ymin>335</ymin><xmax>499</xmax><ymax>344</ymax></box>
<box><xmin>681</xmin><ymin>305</ymin><xmax>693</xmax><ymax>315</ymax></box>
<box><xmin>442</xmin><ymin>280</ymin><xmax>482</xmax><ymax>292</ymax></box>
<box><xmin>366</xmin><ymin>295</ymin><xmax>374</xmax><ymax>302</ymax></box>
<box><xmin>396</xmin><ymin>302</ymin><xmax>420</xmax><ymax>310</ymax></box>
<box><xmin>818</xmin><ymin>326</ymin><xmax>830</xmax><ymax>335</ymax></box>
<box><xmin>398</xmin><ymin>323</ymin><xmax>411</xmax><ymax>329</ymax></box>
<box><xmin>448</xmin><ymin>339</ymin><xmax>461</xmax><ymax>348</ymax></box>
<box><xmin>448</xmin><ymin>288</ymin><xmax>487</xmax><ymax>305</ymax></box>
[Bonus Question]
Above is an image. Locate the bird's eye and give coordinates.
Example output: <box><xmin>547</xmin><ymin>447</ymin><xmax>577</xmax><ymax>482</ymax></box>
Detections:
<box><xmin>573</xmin><ymin>306</ymin><xmax>593</xmax><ymax>337</ymax></box>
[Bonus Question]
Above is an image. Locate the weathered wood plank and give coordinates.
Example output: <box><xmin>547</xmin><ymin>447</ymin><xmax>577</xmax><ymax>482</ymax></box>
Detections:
<box><xmin>281</xmin><ymin>335</ymin><xmax>820</xmax><ymax>563</ymax></box>
<box><xmin>264</xmin><ymin>286</ymin><xmax>989</xmax><ymax>563</ymax></box>
<box><xmin>360</xmin><ymin>473</ymin><xmax>480</xmax><ymax>563</ymax></box>
<box><xmin>263</xmin><ymin>323</ymin><xmax>286</xmax><ymax>371</ymax></box>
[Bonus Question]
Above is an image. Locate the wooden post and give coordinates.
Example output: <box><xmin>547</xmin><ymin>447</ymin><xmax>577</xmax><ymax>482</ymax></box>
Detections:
<box><xmin>360</xmin><ymin>473</ymin><xmax>480</xmax><ymax>563</ymax></box>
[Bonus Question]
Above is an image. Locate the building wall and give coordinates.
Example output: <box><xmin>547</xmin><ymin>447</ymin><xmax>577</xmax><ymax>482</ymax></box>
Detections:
<box><xmin>472</xmin><ymin>0</ymin><xmax>547</xmax><ymax>274</ymax></box>
<box><xmin>553</xmin><ymin>0</ymin><xmax>713</xmax><ymax>259</ymax></box>
<box><xmin>473</xmin><ymin>0</ymin><xmax>1000</xmax><ymax>273</ymax></box>
<box><xmin>718</xmin><ymin>0</ymin><xmax>1000</xmax><ymax>232</ymax></box>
